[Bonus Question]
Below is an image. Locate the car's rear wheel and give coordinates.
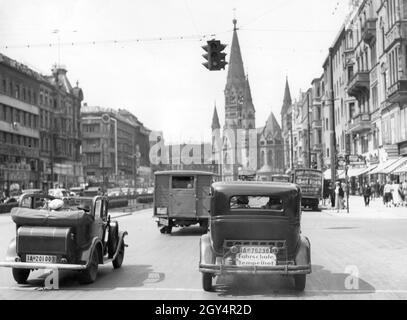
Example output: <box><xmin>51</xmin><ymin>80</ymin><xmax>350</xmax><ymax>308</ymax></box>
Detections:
<box><xmin>79</xmin><ymin>249</ymin><xmax>99</xmax><ymax>284</ymax></box>
<box><xmin>294</xmin><ymin>274</ymin><xmax>306</xmax><ymax>292</ymax></box>
<box><xmin>202</xmin><ymin>273</ymin><xmax>213</xmax><ymax>292</ymax></box>
<box><xmin>12</xmin><ymin>268</ymin><xmax>30</xmax><ymax>284</ymax></box>
<box><xmin>112</xmin><ymin>242</ymin><xmax>125</xmax><ymax>269</ymax></box>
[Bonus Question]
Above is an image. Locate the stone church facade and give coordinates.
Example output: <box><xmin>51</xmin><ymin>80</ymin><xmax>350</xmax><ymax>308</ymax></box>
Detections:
<box><xmin>211</xmin><ymin>20</ymin><xmax>285</xmax><ymax>181</ymax></box>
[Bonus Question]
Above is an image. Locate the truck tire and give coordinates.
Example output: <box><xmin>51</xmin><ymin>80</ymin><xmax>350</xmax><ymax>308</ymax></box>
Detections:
<box><xmin>79</xmin><ymin>249</ymin><xmax>99</xmax><ymax>284</ymax></box>
<box><xmin>12</xmin><ymin>268</ymin><xmax>30</xmax><ymax>284</ymax></box>
<box><xmin>112</xmin><ymin>242</ymin><xmax>125</xmax><ymax>269</ymax></box>
<box><xmin>294</xmin><ymin>274</ymin><xmax>306</xmax><ymax>292</ymax></box>
<box><xmin>202</xmin><ymin>273</ymin><xmax>213</xmax><ymax>292</ymax></box>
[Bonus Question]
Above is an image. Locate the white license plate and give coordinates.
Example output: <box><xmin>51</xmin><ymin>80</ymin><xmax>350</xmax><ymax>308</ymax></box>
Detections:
<box><xmin>235</xmin><ymin>247</ymin><xmax>276</xmax><ymax>267</ymax></box>
<box><xmin>159</xmin><ymin>218</ymin><xmax>169</xmax><ymax>226</ymax></box>
<box><xmin>26</xmin><ymin>255</ymin><xmax>57</xmax><ymax>264</ymax></box>
<box><xmin>157</xmin><ymin>207</ymin><xmax>168</xmax><ymax>214</ymax></box>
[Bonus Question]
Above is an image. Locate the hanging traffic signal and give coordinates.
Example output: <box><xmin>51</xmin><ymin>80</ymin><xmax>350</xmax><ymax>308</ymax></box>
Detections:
<box><xmin>202</xmin><ymin>40</ymin><xmax>228</xmax><ymax>71</ymax></box>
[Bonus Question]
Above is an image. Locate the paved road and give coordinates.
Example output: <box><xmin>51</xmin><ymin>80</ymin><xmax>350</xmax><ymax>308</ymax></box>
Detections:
<box><xmin>0</xmin><ymin>207</ymin><xmax>406</xmax><ymax>300</ymax></box>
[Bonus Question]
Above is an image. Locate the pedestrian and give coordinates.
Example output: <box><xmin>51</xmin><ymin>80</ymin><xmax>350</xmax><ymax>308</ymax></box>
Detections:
<box><xmin>362</xmin><ymin>184</ymin><xmax>371</xmax><ymax>207</ymax></box>
<box><xmin>392</xmin><ymin>181</ymin><xmax>403</xmax><ymax>207</ymax></box>
<box><xmin>383</xmin><ymin>181</ymin><xmax>393</xmax><ymax>207</ymax></box>
<box><xmin>403</xmin><ymin>180</ymin><xmax>407</xmax><ymax>207</ymax></box>
<box><xmin>330</xmin><ymin>182</ymin><xmax>336</xmax><ymax>208</ymax></box>
<box><xmin>334</xmin><ymin>181</ymin><xmax>344</xmax><ymax>213</ymax></box>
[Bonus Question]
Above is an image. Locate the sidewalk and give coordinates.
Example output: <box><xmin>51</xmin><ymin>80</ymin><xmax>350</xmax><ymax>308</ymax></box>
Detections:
<box><xmin>321</xmin><ymin>196</ymin><xmax>407</xmax><ymax>220</ymax></box>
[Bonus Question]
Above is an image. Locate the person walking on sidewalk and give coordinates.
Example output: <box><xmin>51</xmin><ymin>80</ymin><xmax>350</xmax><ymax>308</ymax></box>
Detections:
<box><xmin>383</xmin><ymin>181</ymin><xmax>393</xmax><ymax>207</ymax></box>
<box><xmin>363</xmin><ymin>184</ymin><xmax>372</xmax><ymax>207</ymax></box>
<box><xmin>392</xmin><ymin>181</ymin><xmax>403</xmax><ymax>207</ymax></box>
<box><xmin>334</xmin><ymin>181</ymin><xmax>344</xmax><ymax>213</ymax></box>
<box><xmin>403</xmin><ymin>180</ymin><xmax>407</xmax><ymax>207</ymax></box>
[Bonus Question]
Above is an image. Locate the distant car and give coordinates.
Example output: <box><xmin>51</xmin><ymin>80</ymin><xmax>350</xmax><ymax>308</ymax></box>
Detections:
<box><xmin>48</xmin><ymin>188</ymin><xmax>70</xmax><ymax>198</ymax></box>
<box><xmin>199</xmin><ymin>181</ymin><xmax>311</xmax><ymax>292</ymax></box>
<box><xmin>136</xmin><ymin>188</ymin><xmax>144</xmax><ymax>195</ymax></box>
<box><xmin>0</xmin><ymin>195</ymin><xmax>128</xmax><ymax>285</ymax></box>
<box><xmin>147</xmin><ymin>187</ymin><xmax>154</xmax><ymax>194</ymax></box>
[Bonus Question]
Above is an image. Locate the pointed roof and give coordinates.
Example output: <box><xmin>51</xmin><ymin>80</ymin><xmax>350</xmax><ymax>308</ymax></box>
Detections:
<box><xmin>261</xmin><ymin>112</ymin><xmax>282</xmax><ymax>140</ymax></box>
<box><xmin>211</xmin><ymin>105</ymin><xmax>221</xmax><ymax>130</ymax></box>
<box><xmin>281</xmin><ymin>77</ymin><xmax>292</xmax><ymax>115</ymax></box>
<box><xmin>244</xmin><ymin>75</ymin><xmax>253</xmax><ymax>104</ymax></box>
<box><xmin>226</xmin><ymin>19</ymin><xmax>246</xmax><ymax>89</ymax></box>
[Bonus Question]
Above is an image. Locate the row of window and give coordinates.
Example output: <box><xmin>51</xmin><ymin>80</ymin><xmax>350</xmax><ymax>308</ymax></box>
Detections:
<box><xmin>0</xmin><ymin>130</ymin><xmax>38</xmax><ymax>148</ymax></box>
<box><xmin>0</xmin><ymin>75</ymin><xmax>37</xmax><ymax>105</ymax></box>
<box><xmin>0</xmin><ymin>103</ymin><xmax>39</xmax><ymax>129</ymax></box>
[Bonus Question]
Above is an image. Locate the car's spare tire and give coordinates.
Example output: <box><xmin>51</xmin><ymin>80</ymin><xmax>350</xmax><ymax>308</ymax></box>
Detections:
<box><xmin>108</xmin><ymin>221</ymin><xmax>119</xmax><ymax>258</ymax></box>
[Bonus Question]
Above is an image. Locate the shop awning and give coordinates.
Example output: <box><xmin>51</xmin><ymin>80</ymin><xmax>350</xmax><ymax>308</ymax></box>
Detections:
<box><xmin>323</xmin><ymin>169</ymin><xmax>345</xmax><ymax>180</ymax></box>
<box><xmin>394</xmin><ymin>161</ymin><xmax>407</xmax><ymax>174</ymax></box>
<box><xmin>358</xmin><ymin>165</ymin><xmax>378</xmax><ymax>176</ymax></box>
<box><xmin>385</xmin><ymin>157</ymin><xmax>407</xmax><ymax>174</ymax></box>
<box><xmin>347</xmin><ymin>167</ymin><xmax>367</xmax><ymax>177</ymax></box>
<box><xmin>369</xmin><ymin>158</ymin><xmax>401</xmax><ymax>175</ymax></box>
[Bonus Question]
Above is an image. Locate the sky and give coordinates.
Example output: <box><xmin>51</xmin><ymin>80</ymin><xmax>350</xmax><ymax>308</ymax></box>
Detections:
<box><xmin>0</xmin><ymin>0</ymin><xmax>352</xmax><ymax>144</ymax></box>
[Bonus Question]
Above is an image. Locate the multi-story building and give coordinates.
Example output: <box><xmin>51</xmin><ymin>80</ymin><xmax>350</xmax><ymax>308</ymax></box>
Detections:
<box><xmin>0</xmin><ymin>54</ymin><xmax>40</xmax><ymax>194</ymax></box>
<box><xmin>310</xmin><ymin>77</ymin><xmax>324</xmax><ymax>170</ymax></box>
<box><xmin>81</xmin><ymin>105</ymin><xmax>151</xmax><ymax>188</ymax></box>
<box><xmin>0</xmin><ymin>53</ymin><xmax>83</xmax><ymax>194</ymax></box>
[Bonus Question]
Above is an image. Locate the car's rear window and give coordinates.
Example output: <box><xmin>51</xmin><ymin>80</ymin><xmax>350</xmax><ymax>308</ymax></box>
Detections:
<box><xmin>230</xmin><ymin>196</ymin><xmax>283</xmax><ymax>211</ymax></box>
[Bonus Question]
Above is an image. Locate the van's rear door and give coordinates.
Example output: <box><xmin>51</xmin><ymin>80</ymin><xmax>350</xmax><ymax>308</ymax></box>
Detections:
<box><xmin>170</xmin><ymin>175</ymin><xmax>196</xmax><ymax>217</ymax></box>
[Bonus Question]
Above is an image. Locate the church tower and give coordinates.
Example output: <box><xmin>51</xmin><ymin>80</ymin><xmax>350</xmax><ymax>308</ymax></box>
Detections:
<box><xmin>222</xmin><ymin>19</ymin><xmax>256</xmax><ymax>181</ymax></box>
<box><xmin>280</xmin><ymin>77</ymin><xmax>293</xmax><ymax>170</ymax></box>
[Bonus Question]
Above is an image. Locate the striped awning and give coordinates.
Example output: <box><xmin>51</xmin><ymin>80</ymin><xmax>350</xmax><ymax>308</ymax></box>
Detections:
<box><xmin>389</xmin><ymin>157</ymin><xmax>407</xmax><ymax>175</ymax></box>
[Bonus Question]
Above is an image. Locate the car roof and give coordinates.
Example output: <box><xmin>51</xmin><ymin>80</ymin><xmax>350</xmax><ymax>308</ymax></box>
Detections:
<box><xmin>212</xmin><ymin>181</ymin><xmax>299</xmax><ymax>195</ymax></box>
<box><xmin>155</xmin><ymin>170</ymin><xmax>217</xmax><ymax>176</ymax></box>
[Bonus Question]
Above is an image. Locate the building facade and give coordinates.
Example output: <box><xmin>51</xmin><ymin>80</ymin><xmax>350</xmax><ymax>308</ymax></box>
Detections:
<box><xmin>284</xmin><ymin>0</ymin><xmax>407</xmax><ymax>188</ymax></box>
<box><xmin>0</xmin><ymin>53</ymin><xmax>83</xmax><ymax>195</ymax></box>
<box><xmin>81</xmin><ymin>106</ymin><xmax>151</xmax><ymax>188</ymax></box>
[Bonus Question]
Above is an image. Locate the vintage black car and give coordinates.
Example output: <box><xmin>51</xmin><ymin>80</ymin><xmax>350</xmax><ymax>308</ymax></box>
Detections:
<box><xmin>199</xmin><ymin>182</ymin><xmax>311</xmax><ymax>292</ymax></box>
<box><xmin>0</xmin><ymin>194</ymin><xmax>127</xmax><ymax>285</ymax></box>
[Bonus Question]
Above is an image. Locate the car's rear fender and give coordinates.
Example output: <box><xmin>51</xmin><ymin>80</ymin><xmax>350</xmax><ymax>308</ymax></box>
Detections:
<box><xmin>295</xmin><ymin>235</ymin><xmax>311</xmax><ymax>267</ymax></box>
<box><xmin>200</xmin><ymin>234</ymin><xmax>215</xmax><ymax>265</ymax></box>
<box><xmin>4</xmin><ymin>238</ymin><xmax>17</xmax><ymax>262</ymax></box>
<box><xmin>80</xmin><ymin>238</ymin><xmax>103</xmax><ymax>264</ymax></box>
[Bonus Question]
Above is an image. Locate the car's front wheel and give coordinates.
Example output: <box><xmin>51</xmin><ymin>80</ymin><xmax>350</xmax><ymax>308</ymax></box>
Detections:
<box><xmin>202</xmin><ymin>273</ymin><xmax>213</xmax><ymax>292</ymax></box>
<box><xmin>79</xmin><ymin>249</ymin><xmax>99</xmax><ymax>284</ymax></box>
<box><xmin>112</xmin><ymin>242</ymin><xmax>125</xmax><ymax>269</ymax></box>
<box><xmin>294</xmin><ymin>274</ymin><xmax>306</xmax><ymax>291</ymax></box>
<box><xmin>12</xmin><ymin>268</ymin><xmax>30</xmax><ymax>284</ymax></box>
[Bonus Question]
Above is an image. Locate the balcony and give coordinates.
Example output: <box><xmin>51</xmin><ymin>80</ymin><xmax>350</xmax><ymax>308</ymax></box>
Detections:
<box><xmin>348</xmin><ymin>113</ymin><xmax>371</xmax><ymax>134</ymax></box>
<box><xmin>347</xmin><ymin>72</ymin><xmax>370</xmax><ymax>98</ymax></box>
<box><xmin>362</xmin><ymin>19</ymin><xmax>377</xmax><ymax>47</ymax></box>
<box><xmin>387</xmin><ymin>80</ymin><xmax>407</xmax><ymax>103</ymax></box>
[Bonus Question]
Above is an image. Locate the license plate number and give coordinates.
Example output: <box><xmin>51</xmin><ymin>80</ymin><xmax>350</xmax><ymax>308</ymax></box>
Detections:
<box><xmin>157</xmin><ymin>207</ymin><xmax>168</xmax><ymax>214</ymax></box>
<box><xmin>159</xmin><ymin>218</ymin><xmax>169</xmax><ymax>226</ymax></box>
<box><xmin>26</xmin><ymin>255</ymin><xmax>57</xmax><ymax>264</ymax></box>
<box><xmin>236</xmin><ymin>247</ymin><xmax>276</xmax><ymax>267</ymax></box>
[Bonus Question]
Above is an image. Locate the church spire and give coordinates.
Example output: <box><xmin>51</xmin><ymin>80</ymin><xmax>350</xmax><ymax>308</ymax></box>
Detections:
<box><xmin>226</xmin><ymin>19</ymin><xmax>246</xmax><ymax>89</ymax></box>
<box><xmin>281</xmin><ymin>77</ymin><xmax>292</xmax><ymax>114</ymax></box>
<box><xmin>211</xmin><ymin>104</ymin><xmax>221</xmax><ymax>130</ymax></box>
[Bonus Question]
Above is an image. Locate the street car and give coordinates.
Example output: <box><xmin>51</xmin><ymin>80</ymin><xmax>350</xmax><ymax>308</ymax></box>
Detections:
<box><xmin>199</xmin><ymin>181</ymin><xmax>311</xmax><ymax>292</ymax></box>
<box><xmin>0</xmin><ymin>195</ymin><xmax>128</xmax><ymax>285</ymax></box>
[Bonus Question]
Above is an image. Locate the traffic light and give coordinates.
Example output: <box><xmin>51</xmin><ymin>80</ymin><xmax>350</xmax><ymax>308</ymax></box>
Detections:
<box><xmin>202</xmin><ymin>40</ymin><xmax>228</xmax><ymax>71</ymax></box>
